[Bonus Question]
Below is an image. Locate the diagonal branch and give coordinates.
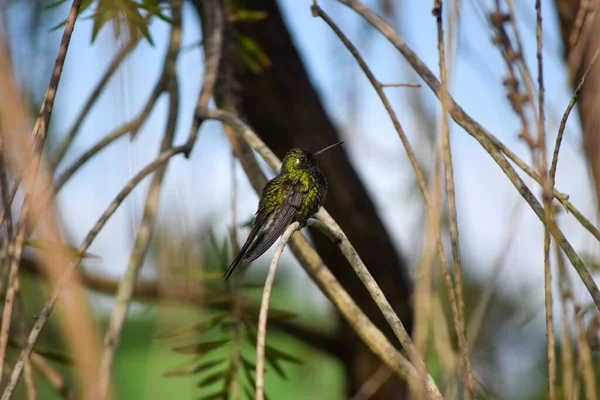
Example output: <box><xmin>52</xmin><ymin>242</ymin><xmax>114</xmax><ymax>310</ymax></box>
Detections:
<box><xmin>255</xmin><ymin>222</ymin><xmax>300</xmax><ymax>400</ymax></box>
<box><xmin>337</xmin><ymin>0</ymin><xmax>600</xmax><ymax>314</ymax></box>
<box><xmin>433</xmin><ymin>1</ymin><xmax>474</xmax><ymax>397</ymax></box>
<box><xmin>185</xmin><ymin>0</ymin><xmax>223</xmax><ymax>156</ymax></box>
<box><xmin>1</xmin><ymin>143</ymin><xmax>190</xmax><ymax>400</ymax></box>
<box><xmin>0</xmin><ymin>0</ymin><xmax>82</xmax><ymax>387</ymax></box>
<box><xmin>97</xmin><ymin>3</ymin><xmax>182</xmax><ymax>397</ymax></box>
<box><xmin>200</xmin><ymin>108</ymin><xmax>443</xmax><ymax>398</ymax></box>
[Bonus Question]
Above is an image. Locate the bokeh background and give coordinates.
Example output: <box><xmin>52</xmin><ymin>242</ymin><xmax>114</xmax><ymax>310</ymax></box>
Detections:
<box><xmin>1</xmin><ymin>0</ymin><xmax>599</xmax><ymax>399</ymax></box>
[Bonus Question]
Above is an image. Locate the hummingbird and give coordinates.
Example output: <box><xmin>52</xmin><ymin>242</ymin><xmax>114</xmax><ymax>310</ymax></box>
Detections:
<box><xmin>224</xmin><ymin>141</ymin><xmax>344</xmax><ymax>280</ymax></box>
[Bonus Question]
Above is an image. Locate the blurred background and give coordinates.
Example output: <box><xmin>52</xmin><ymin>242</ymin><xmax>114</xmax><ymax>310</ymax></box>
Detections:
<box><xmin>1</xmin><ymin>0</ymin><xmax>599</xmax><ymax>399</ymax></box>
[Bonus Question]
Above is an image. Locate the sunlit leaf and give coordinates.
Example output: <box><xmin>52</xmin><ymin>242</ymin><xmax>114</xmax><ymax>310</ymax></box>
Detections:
<box><xmin>231</xmin><ymin>9</ymin><xmax>268</xmax><ymax>22</ymax></box>
<box><xmin>237</xmin><ymin>35</ymin><xmax>271</xmax><ymax>74</ymax></box>
<box><xmin>173</xmin><ymin>339</ymin><xmax>230</xmax><ymax>355</ymax></box>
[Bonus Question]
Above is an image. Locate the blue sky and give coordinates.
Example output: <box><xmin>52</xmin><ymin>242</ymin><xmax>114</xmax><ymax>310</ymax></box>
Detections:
<box><xmin>6</xmin><ymin>0</ymin><xmax>599</xmax><ymax>397</ymax></box>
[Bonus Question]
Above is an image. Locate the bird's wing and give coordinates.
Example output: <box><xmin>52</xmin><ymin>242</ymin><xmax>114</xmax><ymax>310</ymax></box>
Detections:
<box><xmin>243</xmin><ymin>184</ymin><xmax>305</xmax><ymax>262</ymax></box>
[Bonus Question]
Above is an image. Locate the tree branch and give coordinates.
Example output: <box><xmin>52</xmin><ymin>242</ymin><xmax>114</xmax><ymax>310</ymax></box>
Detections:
<box><xmin>337</xmin><ymin>0</ymin><xmax>600</xmax><ymax>314</ymax></box>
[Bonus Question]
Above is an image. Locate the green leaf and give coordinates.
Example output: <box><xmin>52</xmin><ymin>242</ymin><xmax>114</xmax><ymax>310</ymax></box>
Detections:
<box><xmin>240</xmin><ymin>355</ymin><xmax>255</xmax><ymax>375</ymax></box>
<box><xmin>264</xmin><ymin>345</ymin><xmax>302</xmax><ymax>379</ymax></box>
<box><xmin>236</xmin><ymin>35</ymin><xmax>271</xmax><ymax>74</ymax></box>
<box><xmin>198</xmin><ymin>390</ymin><xmax>228</xmax><ymax>400</ymax></box>
<box><xmin>196</xmin><ymin>370</ymin><xmax>227</xmax><ymax>387</ymax></box>
<box><xmin>173</xmin><ymin>339</ymin><xmax>230</xmax><ymax>355</ymax></box>
<box><xmin>231</xmin><ymin>9</ymin><xmax>268</xmax><ymax>22</ymax></box>
<box><xmin>246</xmin><ymin>306</ymin><xmax>298</xmax><ymax>321</ymax></box>
<box><xmin>163</xmin><ymin>359</ymin><xmax>224</xmax><ymax>378</ymax></box>
<box><xmin>157</xmin><ymin>314</ymin><xmax>228</xmax><ymax>340</ymax></box>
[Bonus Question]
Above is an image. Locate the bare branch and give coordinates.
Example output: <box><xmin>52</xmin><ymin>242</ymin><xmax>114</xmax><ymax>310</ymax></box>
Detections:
<box><xmin>97</xmin><ymin>5</ymin><xmax>182</xmax><ymax>396</ymax></box>
<box><xmin>50</xmin><ymin>34</ymin><xmax>142</xmax><ymax>169</ymax></box>
<box><xmin>1</xmin><ymin>143</ymin><xmax>190</xmax><ymax>400</ymax></box>
<box><xmin>208</xmin><ymin>109</ymin><xmax>442</xmax><ymax>398</ymax></box>
<box><xmin>255</xmin><ymin>222</ymin><xmax>300</xmax><ymax>400</ymax></box>
<box><xmin>337</xmin><ymin>0</ymin><xmax>600</xmax><ymax>314</ymax></box>
<box><xmin>185</xmin><ymin>0</ymin><xmax>223</xmax><ymax>156</ymax></box>
<box><xmin>0</xmin><ymin>0</ymin><xmax>82</xmax><ymax>387</ymax></box>
<box><xmin>433</xmin><ymin>1</ymin><xmax>474</xmax><ymax>397</ymax></box>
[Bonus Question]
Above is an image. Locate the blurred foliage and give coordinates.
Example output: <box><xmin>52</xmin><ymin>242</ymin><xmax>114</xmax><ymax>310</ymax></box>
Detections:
<box><xmin>45</xmin><ymin>0</ymin><xmax>171</xmax><ymax>44</ymax></box>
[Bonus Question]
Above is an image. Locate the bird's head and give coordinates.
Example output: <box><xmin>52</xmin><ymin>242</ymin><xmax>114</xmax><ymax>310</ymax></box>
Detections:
<box><xmin>280</xmin><ymin>142</ymin><xmax>345</xmax><ymax>173</ymax></box>
<box><xmin>281</xmin><ymin>148</ymin><xmax>316</xmax><ymax>173</ymax></box>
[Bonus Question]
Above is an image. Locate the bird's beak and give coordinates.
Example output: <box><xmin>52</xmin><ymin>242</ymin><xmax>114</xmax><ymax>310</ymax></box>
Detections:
<box><xmin>314</xmin><ymin>141</ymin><xmax>344</xmax><ymax>156</ymax></box>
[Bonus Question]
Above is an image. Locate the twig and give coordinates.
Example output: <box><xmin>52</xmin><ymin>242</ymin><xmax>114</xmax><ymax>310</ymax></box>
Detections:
<box><xmin>574</xmin><ymin>303</ymin><xmax>597</xmax><ymax>400</ymax></box>
<box><xmin>567</xmin><ymin>0</ymin><xmax>592</xmax><ymax>51</ymax></box>
<box><xmin>211</xmin><ymin>110</ymin><xmax>443</xmax><ymax>398</ymax></box>
<box><xmin>380</xmin><ymin>82</ymin><xmax>421</xmax><ymax>88</ymax></box>
<box><xmin>185</xmin><ymin>0</ymin><xmax>223</xmax><ymax>156</ymax></box>
<box><xmin>433</xmin><ymin>1</ymin><xmax>474</xmax><ymax>397</ymax></box>
<box><xmin>97</xmin><ymin>4</ymin><xmax>182</xmax><ymax>397</ymax></box>
<box><xmin>1</xmin><ymin>144</ymin><xmax>190</xmax><ymax>400</ymax></box>
<box><xmin>549</xmin><ymin>45</ymin><xmax>600</xmax><ymax>184</ymax></box>
<box><xmin>229</xmin><ymin>152</ymin><xmax>241</xmax><ymax>400</ymax></box>
<box><xmin>312</xmin><ymin>3</ymin><xmax>462</xmax><ymax>392</ymax></box>
<box><xmin>555</xmin><ymin>242</ymin><xmax>575</xmax><ymax>400</ymax></box>
<box><xmin>489</xmin><ymin>3</ymin><xmax>536</xmax><ymax>149</ymax></box>
<box><xmin>350</xmin><ymin>364</ymin><xmax>393</xmax><ymax>400</ymax></box>
<box><xmin>0</xmin><ymin>0</ymin><xmax>81</xmax><ymax>386</ymax></box>
<box><xmin>534</xmin><ymin>1</ymin><xmax>556</xmax><ymax>398</ymax></box>
<box><xmin>337</xmin><ymin>0</ymin><xmax>600</xmax><ymax>314</ymax></box>
<box><xmin>50</xmin><ymin>34</ymin><xmax>142</xmax><ymax>169</ymax></box>
<box><xmin>30</xmin><ymin>353</ymin><xmax>77</xmax><ymax>400</ymax></box>
<box><xmin>255</xmin><ymin>222</ymin><xmax>300</xmax><ymax>400</ymax></box>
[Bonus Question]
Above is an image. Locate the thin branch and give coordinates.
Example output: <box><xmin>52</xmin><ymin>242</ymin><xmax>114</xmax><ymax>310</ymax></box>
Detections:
<box><xmin>567</xmin><ymin>0</ymin><xmax>592</xmax><ymax>51</ymax></box>
<box><xmin>380</xmin><ymin>82</ymin><xmax>421</xmax><ymax>88</ymax></box>
<box><xmin>30</xmin><ymin>353</ymin><xmax>77</xmax><ymax>400</ymax></box>
<box><xmin>185</xmin><ymin>0</ymin><xmax>223</xmax><ymax>156</ymax></box>
<box><xmin>211</xmin><ymin>110</ymin><xmax>443</xmax><ymax>398</ymax></box>
<box><xmin>337</xmin><ymin>0</ymin><xmax>600</xmax><ymax>314</ymax></box>
<box><xmin>534</xmin><ymin>1</ymin><xmax>556</xmax><ymax>398</ymax></box>
<box><xmin>434</xmin><ymin>1</ymin><xmax>474</xmax><ymax>397</ymax></box>
<box><xmin>50</xmin><ymin>34</ymin><xmax>142</xmax><ymax>170</ymax></box>
<box><xmin>1</xmin><ymin>144</ymin><xmax>190</xmax><ymax>400</ymax></box>
<box><xmin>350</xmin><ymin>364</ymin><xmax>393</xmax><ymax>400</ymax></box>
<box><xmin>311</xmin><ymin>3</ymin><xmax>459</xmax><ymax>391</ymax></box>
<box><xmin>555</xmin><ymin>242</ymin><xmax>575</xmax><ymax>400</ymax></box>
<box><xmin>255</xmin><ymin>222</ymin><xmax>300</xmax><ymax>400</ymax></box>
<box><xmin>549</xmin><ymin>45</ymin><xmax>600</xmax><ymax>184</ymax></box>
<box><xmin>0</xmin><ymin>0</ymin><xmax>81</xmax><ymax>386</ymax></box>
<box><xmin>229</xmin><ymin>153</ymin><xmax>241</xmax><ymax>400</ymax></box>
<box><xmin>98</xmin><ymin>5</ymin><xmax>182</xmax><ymax>396</ymax></box>
<box><xmin>574</xmin><ymin>302</ymin><xmax>597</xmax><ymax>400</ymax></box>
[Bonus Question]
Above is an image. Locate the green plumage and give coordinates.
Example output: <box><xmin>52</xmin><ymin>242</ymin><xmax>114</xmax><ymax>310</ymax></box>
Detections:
<box><xmin>224</xmin><ymin>144</ymin><xmax>343</xmax><ymax>280</ymax></box>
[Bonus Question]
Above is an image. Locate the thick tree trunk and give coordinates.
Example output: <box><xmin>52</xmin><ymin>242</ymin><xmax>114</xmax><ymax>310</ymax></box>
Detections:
<box><xmin>194</xmin><ymin>0</ymin><xmax>414</xmax><ymax>398</ymax></box>
<box><xmin>554</xmin><ymin>1</ymin><xmax>600</xmax><ymax>207</ymax></box>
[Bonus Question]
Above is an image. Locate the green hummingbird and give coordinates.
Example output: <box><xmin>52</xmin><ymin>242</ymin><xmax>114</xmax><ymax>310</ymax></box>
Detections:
<box><xmin>224</xmin><ymin>141</ymin><xmax>344</xmax><ymax>280</ymax></box>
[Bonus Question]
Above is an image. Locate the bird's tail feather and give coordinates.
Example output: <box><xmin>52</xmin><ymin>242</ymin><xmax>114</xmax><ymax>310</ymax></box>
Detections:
<box><xmin>224</xmin><ymin>226</ymin><xmax>258</xmax><ymax>280</ymax></box>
